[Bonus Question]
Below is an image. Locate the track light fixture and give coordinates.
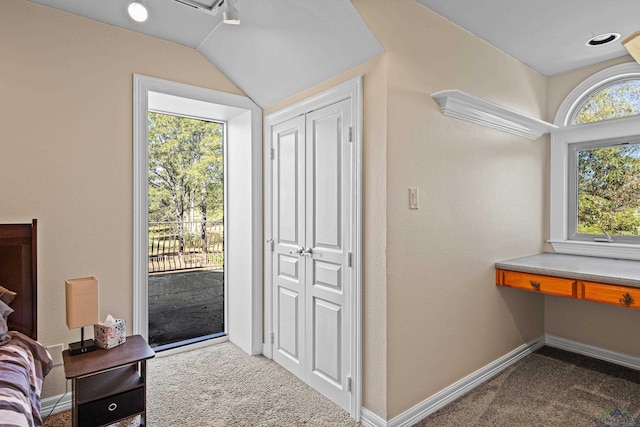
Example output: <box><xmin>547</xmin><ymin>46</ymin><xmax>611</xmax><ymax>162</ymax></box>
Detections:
<box><xmin>222</xmin><ymin>0</ymin><xmax>240</xmax><ymax>25</ymax></box>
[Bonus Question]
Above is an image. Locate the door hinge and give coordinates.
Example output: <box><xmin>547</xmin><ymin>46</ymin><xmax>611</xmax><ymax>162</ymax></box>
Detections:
<box><xmin>270</xmin><ymin>148</ymin><xmax>275</xmax><ymax>160</ymax></box>
<box><xmin>270</xmin><ymin>332</ymin><xmax>274</xmax><ymax>344</ymax></box>
<box><xmin>268</xmin><ymin>239</ymin><xmax>274</xmax><ymax>251</ymax></box>
<box><xmin>348</xmin><ymin>127</ymin><xmax>353</xmax><ymax>142</ymax></box>
<box><xmin>347</xmin><ymin>376</ymin><xmax>352</xmax><ymax>392</ymax></box>
<box><xmin>348</xmin><ymin>252</ymin><xmax>352</xmax><ymax>267</ymax></box>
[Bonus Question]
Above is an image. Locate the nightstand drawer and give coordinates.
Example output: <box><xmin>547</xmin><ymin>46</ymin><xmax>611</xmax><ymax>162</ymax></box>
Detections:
<box><xmin>78</xmin><ymin>387</ymin><xmax>144</xmax><ymax>426</ymax></box>
<box><xmin>581</xmin><ymin>282</ymin><xmax>640</xmax><ymax>309</ymax></box>
<box><xmin>499</xmin><ymin>270</ymin><xmax>576</xmax><ymax>297</ymax></box>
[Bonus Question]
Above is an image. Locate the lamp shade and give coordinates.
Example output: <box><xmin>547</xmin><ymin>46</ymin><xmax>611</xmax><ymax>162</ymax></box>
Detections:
<box><xmin>622</xmin><ymin>31</ymin><xmax>640</xmax><ymax>64</ymax></box>
<box><xmin>65</xmin><ymin>277</ymin><xmax>99</xmax><ymax>329</ymax></box>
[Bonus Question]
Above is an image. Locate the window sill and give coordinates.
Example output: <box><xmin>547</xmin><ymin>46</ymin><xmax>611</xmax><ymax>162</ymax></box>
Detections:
<box><xmin>548</xmin><ymin>240</ymin><xmax>640</xmax><ymax>261</ymax></box>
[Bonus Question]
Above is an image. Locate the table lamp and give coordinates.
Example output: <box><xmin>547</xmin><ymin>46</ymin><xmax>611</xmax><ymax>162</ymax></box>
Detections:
<box><xmin>65</xmin><ymin>277</ymin><xmax>99</xmax><ymax>356</ymax></box>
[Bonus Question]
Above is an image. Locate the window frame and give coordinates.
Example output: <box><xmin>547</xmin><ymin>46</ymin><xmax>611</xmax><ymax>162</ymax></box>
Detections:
<box><xmin>569</xmin><ymin>78</ymin><xmax>640</xmax><ymax>125</ymax></box>
<box><xmin>550</xmin><ymin>62</ymin><xmax>640</xmax><ymax>261</ymax></box>
<box><xmin>567</xmin><ymin>136</ymin><xmax>640</xmax><ymax>244</ymax></box>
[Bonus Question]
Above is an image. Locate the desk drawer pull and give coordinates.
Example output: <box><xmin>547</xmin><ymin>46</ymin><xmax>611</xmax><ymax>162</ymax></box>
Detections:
<box><xmin>108</xmin><ymin>403</ymin><xmax>118</xmax><ymax>412</ymax></box>
<box><xmin>530</xmin><ymin>280</ymin><xmax>540</xmax><ymax>291</ymax></box>
<box><xmin>619</xmin><ymin>292</ymin><xmax>634</xmax><ymax>307</ymax></box>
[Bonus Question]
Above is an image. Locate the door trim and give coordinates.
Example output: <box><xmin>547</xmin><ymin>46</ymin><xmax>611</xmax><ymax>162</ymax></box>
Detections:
<box><xmin>263</xmin><ymin>77</ymin><xmax>363</xmax><ymax>420</ymax></box>
<box><xmin>133</xmin><ymin>75</ymin><xmax>263</xmax><ymax>355</ymax></box>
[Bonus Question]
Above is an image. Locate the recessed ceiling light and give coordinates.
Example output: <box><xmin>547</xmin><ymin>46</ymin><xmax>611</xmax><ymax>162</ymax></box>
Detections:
<box><xmin>585</xmin><ymin>33</ymin><xmax>620</xmax><ymax>47</ymax></box>
<box><xmin>128</xmin><ymin>2</ymin><xmax>149</xmax><ymax>23</ymax></box>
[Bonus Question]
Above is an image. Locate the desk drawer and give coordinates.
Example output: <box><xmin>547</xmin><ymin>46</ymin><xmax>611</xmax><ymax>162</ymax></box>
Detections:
<box><xmin>498</xmin><ymin>270</ymin><xmax>576</xmax><ymax>297</ymax></box>
<box><xmin>581</xmin><ymin>282</ymin><xmax>640</xmax><ymax>309</ymax></box>
<box><xmin>78</xmin><ymin>387</ymin><xmax>144</xmax><ymax>426</ymax></box>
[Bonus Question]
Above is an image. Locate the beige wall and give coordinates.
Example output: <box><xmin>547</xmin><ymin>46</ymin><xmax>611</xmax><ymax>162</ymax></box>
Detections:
<box><xmin>545</xmin><ymin>57</ymin><xmax>640</xmax><ymax>357</ymax></box>
<box><xmin>10</xmin><ymin>0</ymin><xmax>625</xmax><ymax>422</ymax></box>
<box><xmin>0</xmin><ymin>0</ymin><xmax>243</xmax><ymax>397</ymax></box>
<box><xmin>355</xmin><ymin>0</ymin><xmax>547</xmax><ymax>419</ymax></box>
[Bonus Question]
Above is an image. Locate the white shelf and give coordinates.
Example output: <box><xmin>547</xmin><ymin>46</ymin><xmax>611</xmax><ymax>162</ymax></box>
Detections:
<box><xmin>431</xmin><ymin>90</ymin><xmax>558</xmax><ymax>140</ymax></box>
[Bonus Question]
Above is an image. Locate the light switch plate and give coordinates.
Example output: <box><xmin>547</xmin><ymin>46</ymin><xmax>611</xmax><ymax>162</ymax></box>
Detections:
<box><xmin>409</xmin><ymin>187</ymin><xmax>419</xmax><ymax>209</ymax></box>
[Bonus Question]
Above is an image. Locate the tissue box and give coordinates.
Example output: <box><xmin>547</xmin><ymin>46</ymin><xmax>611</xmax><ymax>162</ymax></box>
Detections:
<box><xmin>93</xmin><ymin>319</ymin><xmax>126</xmax><ymax>349</ymax></box>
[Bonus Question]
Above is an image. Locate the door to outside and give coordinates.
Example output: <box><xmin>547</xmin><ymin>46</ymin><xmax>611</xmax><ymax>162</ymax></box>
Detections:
<box><xmin>147</xmin><ymin>111</ymin><xmax>225</xmax><ymax>350</ymax></box>
<box><xmin>271</xmin><ymin>99</ymin><xmax>353</xmax><ymax>411</ymax></box>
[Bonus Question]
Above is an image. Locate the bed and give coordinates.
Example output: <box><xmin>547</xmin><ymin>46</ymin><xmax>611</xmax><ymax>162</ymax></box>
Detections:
<box><xmin>0</xmin><ymin>220</ymin><xmax>53</xmax><ymax>427</ymax></box>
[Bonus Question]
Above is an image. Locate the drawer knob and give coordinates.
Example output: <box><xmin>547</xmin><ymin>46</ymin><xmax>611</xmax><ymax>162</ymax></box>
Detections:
<box><xmin>108</xmin><ymin>403</ymin><xmax>118</xmax><ymax>412</ymax></box>
<box><xmin>530</xmin><ymin>280</ymin><xmax>540</xmax><ymax>291</ymax></box>
<box><xmin>619</xmin><ymin>292</ymin><xmax>634</xmax><ymax>307</ymax></box>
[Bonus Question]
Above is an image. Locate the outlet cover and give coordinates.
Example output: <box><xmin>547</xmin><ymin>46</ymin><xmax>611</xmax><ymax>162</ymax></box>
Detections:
<box><xmin>47</xmin><ymin>344</ymin><xmax>64</xmax><ymax>366</ymax></box>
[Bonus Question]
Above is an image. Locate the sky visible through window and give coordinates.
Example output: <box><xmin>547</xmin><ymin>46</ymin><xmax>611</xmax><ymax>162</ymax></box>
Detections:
<box><xmin>573</xmin><ymin>80</ymin><xmax>640</xmax><ymax>125</ymax></box>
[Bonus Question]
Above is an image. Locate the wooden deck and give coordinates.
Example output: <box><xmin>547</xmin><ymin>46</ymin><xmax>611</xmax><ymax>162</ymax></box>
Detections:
<box><xmin>148</xmin><ymin>269</ymin><xmax>223</xmax><ymax>348</ymax></box>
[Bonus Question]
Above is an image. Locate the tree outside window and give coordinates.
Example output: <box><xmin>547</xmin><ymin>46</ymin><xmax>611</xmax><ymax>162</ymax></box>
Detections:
<box><xmin>571</xmin><ymin>80</ymin><xmax>640</xmax><ymax>239</ymax></box>
<box><xmin>147</xmin><ymin>112</ymin><xmax>225</xmax><ymax>269</ymax></box>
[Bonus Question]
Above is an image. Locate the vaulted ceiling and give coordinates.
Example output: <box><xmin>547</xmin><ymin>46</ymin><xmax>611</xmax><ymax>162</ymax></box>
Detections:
<box><xmin>24</xmin><ymin>0</ymin><xmax>640</xmax><ymax>107</ymax></box>
<box><xmin>26</xmin><ymin>0</ymin><xmax>384</xmax><ymax>107</ymax></box>
<box><xmin>417</xmin><ymin>0</ymin><xmax>640</xmax><ymax>76</ymax></box>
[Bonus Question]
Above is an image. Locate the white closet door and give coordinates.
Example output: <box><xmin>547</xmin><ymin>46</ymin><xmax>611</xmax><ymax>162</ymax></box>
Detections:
<box><xmin>304</xmin><ymin>99</ymin><xmax>352</xmax><ymax>410</ymax></box>
<box><xmin>271</xmin><ymin>116</ymin><xmax>306</xmax><ymax>379</ymax></box>
<box><xmin>270</xmin><ymin>98</ymin><xmax>353</xmax><ymax>411</ymax></box>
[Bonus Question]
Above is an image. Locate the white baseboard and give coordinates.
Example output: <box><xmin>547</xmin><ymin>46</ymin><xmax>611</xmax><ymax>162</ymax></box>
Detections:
<box><xmin>545</xmin><ymin>334</ymin><xmax>640</xmax><ymax>370</ymax></box>
<box><xmin>361</xmin><ymin>335</ymin><xmax>640</xmax><ymax>427</ymax></box>
<box><xmin>360</xmin><ymin>336</ymin><xmax>545</xmax><ymax>427</ymax></box>
<box><xmin>47</xmin><ymin>335</ymin><xmax>635</xmax><ymax>426</ymax></box>
<box><xmin>41</xmin><ymin>392</ymin><xmax>72</xmax><ymax>418</ymax></box>
<box><xmin>360</xmin><ymin>407</ymin><xmax>387</xmax><ymax>427</ymax></box>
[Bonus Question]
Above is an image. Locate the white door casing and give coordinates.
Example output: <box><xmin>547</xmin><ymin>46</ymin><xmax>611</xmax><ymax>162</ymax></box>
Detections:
<box><xmin>267</xmin><ymin>78</ymin><xmax>361</xmax><ymax>417</ymax></box>
<box><xmin>133</xmin><ymin>75</ymin><xmax>263</xmax><ymax>355</ymax></box>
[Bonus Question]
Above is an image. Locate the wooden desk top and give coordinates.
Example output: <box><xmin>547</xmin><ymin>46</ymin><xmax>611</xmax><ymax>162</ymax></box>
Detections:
<box><xmin>496</xmin><ymin>253</ymin><xmax>640</xmax><ymax>288</ymax></box>
<box><xmin>63</xmin><ymin>335</ymin><xmax>155</xmax><ymax>379</ymax></box>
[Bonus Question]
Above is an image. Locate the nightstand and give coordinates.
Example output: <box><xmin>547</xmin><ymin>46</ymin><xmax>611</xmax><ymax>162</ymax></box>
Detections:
<box><xmin>62</xmin><ymin>335</ymin><xmax>155</xmax><ymax>427</ymax></box>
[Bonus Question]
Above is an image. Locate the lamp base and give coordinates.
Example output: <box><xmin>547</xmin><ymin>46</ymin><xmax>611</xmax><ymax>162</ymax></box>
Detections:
<box><xmin>69</xmin><ymin>339</ymin><xmax>97</xmax><ymax>356</ymax></box>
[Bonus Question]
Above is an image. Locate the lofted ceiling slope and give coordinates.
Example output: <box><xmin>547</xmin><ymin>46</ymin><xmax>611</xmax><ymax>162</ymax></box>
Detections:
<box><xmin>26</xmin><ymin>0</ymin><xmax>384</xmax><ymax>108</ymax></box>
<box><xmin>417</xmin><ymin>0</ymin><xmax>640</xmax><ymax>76</ymax></box>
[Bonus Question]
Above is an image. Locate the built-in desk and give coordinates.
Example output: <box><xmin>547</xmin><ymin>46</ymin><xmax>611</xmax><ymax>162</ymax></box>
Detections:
<box><xmin>495</xmin><ymin>253</ymin><xmax>640</xmax><ymax>309</ymax></box>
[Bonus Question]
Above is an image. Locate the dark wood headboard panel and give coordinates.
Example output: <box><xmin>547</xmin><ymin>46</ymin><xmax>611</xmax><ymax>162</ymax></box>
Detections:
<box><xmin>0</xmin><ymin>220</ymin><xmax>37</xmax><ymax>339</ymax></box>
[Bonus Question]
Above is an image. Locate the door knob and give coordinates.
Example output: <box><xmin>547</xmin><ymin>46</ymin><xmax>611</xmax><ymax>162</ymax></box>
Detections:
<box><xmin>301</xmin><ymin>247</ymin><xmax>313</xmax><ymax>257</ymax></box>
<box><xmin>289</xmin><ymin>247</ymin><xmax>304</xmax><ymax>256</ymax></box>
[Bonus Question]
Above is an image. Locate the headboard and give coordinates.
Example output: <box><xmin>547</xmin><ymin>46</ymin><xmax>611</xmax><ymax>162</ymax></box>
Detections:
<box><xmin>0</xmin><ymin>220</ymin><xmax>37</xmax><ymax>340</ymax></box>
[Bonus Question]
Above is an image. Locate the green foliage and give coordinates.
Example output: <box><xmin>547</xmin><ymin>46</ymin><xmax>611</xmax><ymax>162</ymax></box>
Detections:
<box><xmin>574</xmin><ymin>80</ymin><xmax>640</xmax><ymax>125</ymax></box>
<box><xmin>148</xmin><ymin>112</ymin><xmax>224</xmax><ymax>223</ymax></box>
<box><xmin>573</xmin><ymin>80</ymin><xmax>640</xmax><ymax>238</ymax></box>
<box><xmin>577</xmin><ymin>144</ymin><xmax>640</xmax><ymax>236</ymax></box>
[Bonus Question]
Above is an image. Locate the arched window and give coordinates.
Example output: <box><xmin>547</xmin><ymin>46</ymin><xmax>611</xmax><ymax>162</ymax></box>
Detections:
<box><xmin>550</xmin><ymin>62</ymin><xmax>640</xmax><ymax>260</ymax></box>
<box><xmin>570</xmin><ymin>79</ymin><xmax>640</xmax><ymax>125</ymax></box>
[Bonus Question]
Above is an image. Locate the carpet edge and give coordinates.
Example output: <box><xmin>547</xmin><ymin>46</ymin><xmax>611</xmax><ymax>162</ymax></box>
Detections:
<box><xmin>545</xmin><ymin>334</ymin><xmax>640</xmax><ymax>370</ymax></box>
<box><xmin>381</xmin><ymin>336</ymin><xmax>545</xmax><ymax>427</ymax></box>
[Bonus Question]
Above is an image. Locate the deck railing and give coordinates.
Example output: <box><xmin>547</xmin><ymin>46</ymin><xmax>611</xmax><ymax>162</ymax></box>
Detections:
<box><xmin>148</xmin><ymin>220</ymin><xmax>223</xmax><ymax>273</ymax></box>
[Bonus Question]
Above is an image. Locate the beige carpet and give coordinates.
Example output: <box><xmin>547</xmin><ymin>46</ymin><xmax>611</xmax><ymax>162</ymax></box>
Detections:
<box><xmin>43</xmin><ymin>341</ymin><xmax>360</xmax><ymax>427</ymax></box>
<box><xmin>415</xmin><ymin>347</ymin><xmax>640</xmax><ymax>427</ymax></box>
<box><xmin>44</xmin><ymin>344</ymin><xmax>640</xmax><ymax>426</ymax></box>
